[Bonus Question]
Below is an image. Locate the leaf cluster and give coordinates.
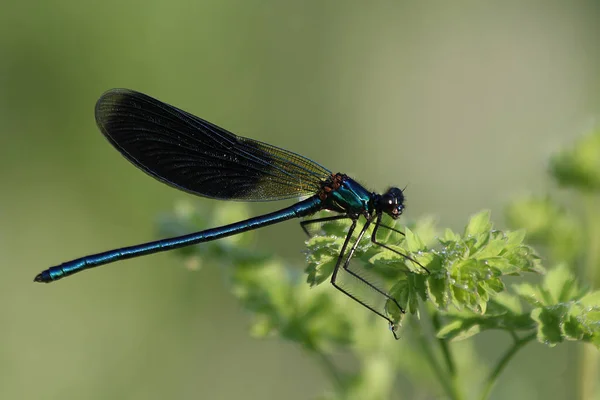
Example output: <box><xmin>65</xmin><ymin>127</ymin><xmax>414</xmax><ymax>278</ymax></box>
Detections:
<box><xmin>156</xmin><ymin>127</ymin><xmax>600</xmax><ymax>399</ymax></box>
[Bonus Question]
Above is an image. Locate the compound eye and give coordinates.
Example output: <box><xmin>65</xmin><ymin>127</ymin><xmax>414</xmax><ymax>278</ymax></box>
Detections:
<box><xmin>382</xmin><ymin>195</ymin><xmax>395</xmax><ymax>210</ymax></box>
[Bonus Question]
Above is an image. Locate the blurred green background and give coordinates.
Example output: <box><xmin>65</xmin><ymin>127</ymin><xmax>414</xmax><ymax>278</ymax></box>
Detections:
<box><xmin>2</xmin><ymin>1</ymin><xmax>599</xmax><ymax>399</ymax></box>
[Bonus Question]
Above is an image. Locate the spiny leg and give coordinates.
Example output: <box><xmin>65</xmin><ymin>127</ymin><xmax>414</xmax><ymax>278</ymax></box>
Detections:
<box><xmin>300</xmin><ymin>214</ymin><xmax>349</xmax><ymax>237</ymax></box>
<box><xmin>372</xmin><ymin>213</ymin><xmax>430</xmax><ymax>274</ymax></box>
<box><xmin>376</xmin><ymin>222</ymin><xmax>405</xmax><ymax>237</ymax></box>
<box><xmin>341</xmin><ymin>217</ymin><xmax>406</xmax><ymax>315</ymax></box>
<box><xmin>386</xmin><ymin>225</ymin><xmax>404</xmax><ymax>236</ymax></box>
<box><xmin>329</xmin><ymin>219</ymin><xmax>397</xmax><ymax>327</ymax></box>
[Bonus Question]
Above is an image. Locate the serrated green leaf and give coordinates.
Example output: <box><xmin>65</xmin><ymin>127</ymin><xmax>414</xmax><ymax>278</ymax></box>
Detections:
<box><xmin>562</xmin><ymin>313</ymin><xmax>585</xmax><ymax>341</ymax></box>
<box><xmin>473</xmin><ymin>235</ymin><xmax>505</xmax><ymax>259</ymax></box>
<box><xmin>513</xmin><ymin>283</ymin><xmax>544</xmax><ymax>307</ymax></box>
<box><xmin>504</xmin><ymin>229</ymin><xmax>526</xmax><ymax>248</ymax></box>
<box><xmin>306</xmin><ymin>258</ymin><xmax>336</xmax><ymax>286</ymax></box>
<box><xmin>443</xmin><ymin>228</ymin><xmax>461</xmax><ymax>242</ymax></box>
<box><xmin>385</xmin><ymin>298</ymin><xmax>404</xmax><ymax>323</ymax></box>
<box><xmin>451</xmin><ymin>285</ymin><xmax>472</xmax><ymax>311</ymax></box>
<box><xmin>458</xmin><ymin>258</ymin><xmax>486</xmax><ymax>280</ymax></box>
<box><xmin>306</xmin><ymin>235</ymin><xmax>341</xmax><ymax>252</ymax></box>
<box><xmin>412</xmin><ymin>215</ymin><xmax>439</xmax><ymax>246</ymax></box>
<box><xmin>390</xmin><ymin>277</ymin><xmax>409</xmax><ymax>305</ymax></box>
<box><xmin>544</xmin><ymin>264</ymin><xmax>579</xmax><ymax>303</ymax></box>
<box><xmin>428</xmin><ymin>273</ymin><xmax>451</xmax><ymax>309</ymax></box>
<box><xmin>404</xmin><ymin>227</ymin><xmax>425</xmax><ymax>252</ymax></box>
<box><xmin>580</xmin><ymin>290</ymin><xmax>600</xmax><ymax>307</ymax></box>
<box><xmin>485</xmin><ymin>278</ymin><xmax>505</xmax><ymax>294</ymax></box>
<box><xmin>476</xmin><ymin>285</ymin><xmax>488</xmax><ymax>314</ymax></box>
<box><xmin>408</xmin><ymin>287</ymin><xmax>419</xmax><ymax>315</ymax></box>
<box><xmin>388</xmin><ymin>274</ymin><xmax>424</xmax><ymax>318</ymax></box>
<box><xmin>484</xmin><ymin>257</ymin><xmax>516</xmax><ymax>274</ymax></box>
<box><xmin>465</xmin><ymin>210</ymin><xmax>492</xmax><ymax>237</ymax></box>
<box><xmin>412</xmin><ymin>273</ymin><xmax>429</xmax><ymax>302</ymax></box>
<box><xmin>368</xmin><ymin>244</ymin><xmax>406</xmax><ymax>263</ymax></box>
<box><xmin>531</xmin><ymin>306</ymin><xmax>567</xmax><ymax>347</ymax></box>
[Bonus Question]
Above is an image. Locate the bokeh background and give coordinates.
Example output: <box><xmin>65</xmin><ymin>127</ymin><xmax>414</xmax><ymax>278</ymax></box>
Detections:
<box><xmin>2</xmin><ymin>2</ymin><xmax>600</xmax><ymax>399</ymax></box>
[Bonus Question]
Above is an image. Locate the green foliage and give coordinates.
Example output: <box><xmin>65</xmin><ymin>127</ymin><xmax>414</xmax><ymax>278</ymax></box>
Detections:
<box><xmin>506</xmin><ymin>128</ymin><xmax>600</xmax><ymax>350</ymax></box>
<box><xmin>303</xmin><ymin>210</ymin><xmax>544</xmax><ymax>334</ymax></box>
<box><xmin>158</xmin><ymin>127</ymin><xmax>600</xmax><ymax>400</ymax></box>
<box><xmin>549</xmin><ymin>128</ymin><xmax>600</xmax><ymax>191</ymax></box>
<box><xmin>514</xmin><ymin>264</ymin><xmax>600</xmax><ymax>347</ymax></box>
<box><xmin>505</xmin><ymin>197</ymin><xmax>582</xmax><ymax>262</ymax></box>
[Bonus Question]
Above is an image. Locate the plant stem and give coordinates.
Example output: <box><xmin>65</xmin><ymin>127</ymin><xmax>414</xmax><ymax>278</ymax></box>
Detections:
<box><xmin>313</xmin><ymin>350</ymin><xmax>344</xmax><ymax>390</ymax></box>
<box><xmin>412</xmin><ymin>319</ymin><xmax>462</xmax><ymax>400</ymax></box>
<box><xmin>577</xmin><ymin>195</ymin><xmax>600</xmax><ymax>400</ymax></box>
<box><xmin>583</xmin><ymin>194</ymin><xmax>600</xmax><ymax>287</ymax></box>
<box><xmin>432</xmin><ymin>312</ymin><xmax>456</xmax><ymax>377</ymax></box>
<box><xmin>478</xmin><ymin>333</ymin><xmax>535</xmax><ymax>400</ymax></box>
<box><xmin>578</xmin><ymin>342</ymin><xmax>599</xmax><ymax>400</ymax></box>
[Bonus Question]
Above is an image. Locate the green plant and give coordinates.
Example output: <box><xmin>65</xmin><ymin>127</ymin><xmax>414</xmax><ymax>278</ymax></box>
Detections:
<box><xmin>158</xmin><ymin>129</ymin><xmax>600</xmax><ymax>400</ymax></box>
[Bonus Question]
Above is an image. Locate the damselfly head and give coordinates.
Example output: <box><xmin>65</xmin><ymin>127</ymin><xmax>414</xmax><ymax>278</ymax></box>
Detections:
<box><xmin>377</xmin><ymin>187</ymin><xmax>405</xmax><ymax>219</ymax></box>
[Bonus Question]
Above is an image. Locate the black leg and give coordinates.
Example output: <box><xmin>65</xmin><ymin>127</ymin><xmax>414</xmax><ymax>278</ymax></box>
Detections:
<box><xmin>341</xmin><ymin>217</ymin><xmax>406</xmax><ymax>315</ymax></box>
<box><xmin>300</xmin><ymin>214</ymin><xmax>349</xmax><ymax>237</ymax></box>
<box><xmin>329</xmin><ymin>218</ymin><xmax>403</xmax><ymax>338</ymax></box>
<box><xmin>375</xmin><ymin>222</ymin><xmax>405</xmax><ymax>237</ymax></box>
<box><xmin>372</xmin><ymin>213</ymin><xmax>430</xmax><ymax>274</ymax></box>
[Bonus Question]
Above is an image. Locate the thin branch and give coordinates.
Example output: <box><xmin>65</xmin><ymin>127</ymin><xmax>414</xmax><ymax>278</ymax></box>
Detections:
<box><xmin>412</xmin><ymin>320</ymin><xmax>463</xmax><ymax>400</ymax></box>
<box><xmin>313</xmin><ymin>350</ymin><xmax>345</xmax><ymax>391</ymax></box>
<box><xmin>479</xmin><ymin>332</ymin><xmax>536</xmax><ymax>400</ymax></box>
<box><xmin>577</xmin><ymin>195</ymin><xmax>600</xmax><ymax>400</ymax></box>
<box><xmin>432</xmin><ymin>312</ymin><xmax>456</xmax><ymax>377</ymax></box>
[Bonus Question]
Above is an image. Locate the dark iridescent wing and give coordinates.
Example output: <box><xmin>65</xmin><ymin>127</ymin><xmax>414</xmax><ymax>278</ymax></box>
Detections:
<box><xmin>95</xmin><ymin>89</ymin><xmax>331</xmax><ymax>201</ymax></box>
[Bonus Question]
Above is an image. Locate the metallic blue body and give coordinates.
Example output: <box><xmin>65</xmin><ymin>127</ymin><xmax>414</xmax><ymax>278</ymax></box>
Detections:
<box><xmin>38</xmin><ymin>196</ymin><xmax>323</xmax><ymax>282</ymax></box>
<box><xmin>327</xmin><ymin>177</ymin><xmax>373</xmax><ymax>216</ymax></box>
<box><xmin>34</xmin><ymin>89</ymin><xmax>418</xmax><ymax>339</ymax></box>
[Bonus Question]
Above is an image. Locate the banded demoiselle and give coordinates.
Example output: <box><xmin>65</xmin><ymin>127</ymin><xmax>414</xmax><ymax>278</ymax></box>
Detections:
<box><xmin>34</xmin><ymin>89</ymin><xmax>428</xmax><ymax>336</ymax></box>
